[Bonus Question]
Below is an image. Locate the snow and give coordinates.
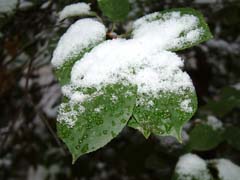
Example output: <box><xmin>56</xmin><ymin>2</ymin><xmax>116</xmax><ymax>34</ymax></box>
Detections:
<box><xmin>19</xmin><ymin>1</ymin><xmax>34</xmax><ymax>10</ymax></box>
<box><xmin>94</xmin><ymin>106</ymin><xmax>104</xmax><ymax>113</ymax></box>
<box><xmin>111</xmin><ymin>95</ymin><xmax>118</xmax><ymax>103</ymax></box>
<box><xmin>175</xmin><ymin>153</ymin><xmax>211</xmax><ymax>180</ymax></box>
<box><xmin>62</xmin><ymin>84</ymin><xmax>90</xmax><ymax>103</ymax></box>
<box><xmin>51</xmin><ymin>18</ymin><xmax>106</xmax><ymax>68</ymax></box>
<box><xmin>59</xmin><ymin>2</ymin><xmax>91</xmax><ymax>21</ymax></box>
<box><xmin>233</xmin><ymin>83</ymin><xmax>240</xmax><ymax>90</ymax></box>
<box><xmin>206</xmin><ymin>115</ymin><xmax>223</xmax><ymax>130</ymax></box>
<box><xmin>132</xmin><ymin>11</ymin><xmax>203</xmax><ymax>51</ymax></box>
<box><xmin>71</xmin><ymin>39</ymin><xmax>194</xmax><ymax>97</ymax></box>
<box><xmin>180</xmin><ymin>99</ymin><xmax>193</xmax><ymax>113</ymax></box>
<box><xmin>57</xmin><ymin>103</ymin><xmax>78</xmax><ymax>127</ymax></box>
<box><xmin>213</xmin><ymin>159</ymin><xmax>240</xmax><ymax>180</ymax></box>
<box><xmin>0</xmin><ymin>0</ymin><xmax>17</xmax><ymax>14</ymax></box>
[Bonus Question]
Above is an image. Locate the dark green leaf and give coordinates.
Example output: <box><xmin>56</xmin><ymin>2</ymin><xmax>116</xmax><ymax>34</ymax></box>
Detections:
<box><xmin>224</xmin><ymin>126</ymin><xmax>240</xmax><ymax>151</ymax></box>
<box><xmin>188</xmin><ymin>124</ymin><xmax>223</xmax><ymax>151</ymax></box>
<box><xmin>98</xmin><ymin>0</ymin><xmax>130</xmax><ymax>21</ymax></box>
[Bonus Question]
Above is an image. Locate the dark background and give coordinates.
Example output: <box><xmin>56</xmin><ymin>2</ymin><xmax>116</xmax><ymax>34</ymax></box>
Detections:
<box><xmin>0</xmin><ymin>0</ymin><xmax>240</xmax><ymax>179</ymax></box>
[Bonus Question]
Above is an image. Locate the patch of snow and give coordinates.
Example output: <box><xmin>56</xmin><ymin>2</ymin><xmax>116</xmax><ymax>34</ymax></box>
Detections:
<box><xmin>19</xmin><ymin>1</ymin><xmax>34</xmax><ymax>11</ymax></box>
<box><xmin>233</xmin><ymin>83</ymin><xmax>240</xmax><ymax>90</ymax></box>
<box><xmin>148</xmin><ymin>100</ymin><xmax>154</xmax><ymax>107</ymax></box>
<box><xmin>175</xmin><ymin>153</ymin><xmax>211</xmax><ymax>180</ymax></box>
<box><xmin>195</xmin><ymin>0</ymin><xmax>217</xmax><ymax>4</ymax></box>
<box><xmin>180</xmin><ymin>99</ymin><xmax>193</xmax><ymax>113</ymax></box>
<box><xmin>62</xmin><ymin>84</ymin><xmax>90</xmax><ymax>103</ymax></box>
<box><xmin>94</xmin><ymin>106</ymin><xmax>104</xmax><ymax>113</ymax></box>
<box><xmin>207</xmin><ymin>39</ymin><xmax>240</xmax><ymax>55</ymax></box>
<box><xmin>71</xmin><ymin>39</ymin><xmax>194</xmax><ymax>97</ymax></box>
<box><xmin>0</xmin><ymin>0</ymin><xmax>17</xmax><ymax>14</ymax></box>
<box><xmin>27</xmin><ymin>165</ymin><xmax>48</xmax><ymax>180</ymax></box>
<box><xmin>132</xmin><ymin>11</ymin><xmax>203</xmax><ymax>51</ymax></box>
<box><xmin>111</xmin><ymin>94</ymin><xmax>118</xmax><ymax>103</ymax></box>
<box><xmin>57</xmin><ymin>102</ymin><xmax>79</xmax><ymax>127</ymax></box>
<box><xmin>51</xmin><ymin>18</ymin><xmax>106</xmax><ymax>68</ymax></box>
<box><xmin>206</xmin><ymin>115</ymin><xmax>223</xmax><ymax>130</ymax></box>
<box><xmin>40</xmin><ymin>1</ymin><xmax>51</xmax><ymax>9</ymax></box>
<box><xmin>213</xmin><ymin>159</ymin><xmax>240</xmax><ymax>180</ymax></box>
<box><xmin>59</xmin><ymin>2</ymin><xmax>91</xmax><ymax>21</ymax></box>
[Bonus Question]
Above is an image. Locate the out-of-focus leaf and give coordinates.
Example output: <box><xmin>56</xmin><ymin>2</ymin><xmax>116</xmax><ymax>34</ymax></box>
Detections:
<box><xmin>202</xmin><ymin>87</ymin><xmax>240</xmax><ymax>117</ymax></box>
<box><xmin>98</xmin><ymin>0</ymin><xmax>130</xmax><ymax>21</ymax></box>
<box><xmin>224</xmin><ymin>126</ymin><xmax>240</xmax><ymax>151</ymax></box>
<box><xmin>188</xmin><ymin>124</ymin><xmax>223</xmax><ymax>151</ymax></box>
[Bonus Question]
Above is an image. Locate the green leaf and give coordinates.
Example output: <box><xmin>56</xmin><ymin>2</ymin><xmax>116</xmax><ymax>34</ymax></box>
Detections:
<box><xmin>57</xmin><ymin>83</ymin><xmax>137</xmax><ymax>162</ymax></box>
<box><xmin>188</xmin><ymin>124</ymin><xmax>223</xmax><ymax>151</ymax></box>
<box><xmin>52</xmin><ymin>19</ymin><xmax>106</xmax><ymax>85</ymax></box>
<box><xmin>208</xmin><ymin>159</ymin><xmax>240</xmax><ymax>180</ymax></box>
<box><xmin>133</xmin><ymin>89</ymin><xmax>197</xmax><ymax>141</ymax></box>
<box><xmin>98</xmin><ymin>0</ymin><xmax>130</xmax><ymax>21</ymax></box>
<box><xmin>224</xmin><ymin>126</ymin><xmax>240</xmax><ymax>151</ymax></box>
<box><xmin>132</xmin><ymin>8</ymin><xmax>213</xmax><ymax>51</ymax></box>
<box><xmin>128</xmin><ymin>117</ymin><xmax>151</xmax><ymax>138</ymax></box>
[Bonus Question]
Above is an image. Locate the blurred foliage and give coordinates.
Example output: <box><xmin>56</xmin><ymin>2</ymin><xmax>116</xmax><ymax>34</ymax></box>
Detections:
<box><xmin>0</xmin><ymin>0</ymin><xmax>239</xmax><ymax>180</ymax></box>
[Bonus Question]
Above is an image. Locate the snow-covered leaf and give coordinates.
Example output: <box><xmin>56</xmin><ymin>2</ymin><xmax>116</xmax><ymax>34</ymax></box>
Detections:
<box><xmin>70</xmin><ymin>38</ymin><xmax>197</xmax><ymax>141</ymax></box>
<box><xmin>98</xmin><ymin>0</ymin><xmax>130</xmax><ymax>21</ymax></box>
<box><xmin>59</xmin><ymin>2</ymin><xmax>94</xmax><ymax>21</ymax></box>
<box><xmin>209</xmin><ymin>159</ymin><xmax>240</xmax><ymax>180</ymax></box>
<box><xmin>57</xmin><ymin>83</ymin><xmax>137</xmax><ymax>162</ymax></box>
<box><xmin>173</xmin><ymin>153</ymin><xmax>212</xmax><ymax>180</ymax></box>
<box><xmin>132</xmin><ymin>8</ymin><xmax>213</xmax><ymax>51</ymax></box>
<box><xmin>134</xmin><ymin>90</ymin><xmax>197</xmax><ymax>141</ymax></box>
<box><xmin>51</xmin><ymin>18</ymin><xmax>106</xmax><ymax>85</ymax></box>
